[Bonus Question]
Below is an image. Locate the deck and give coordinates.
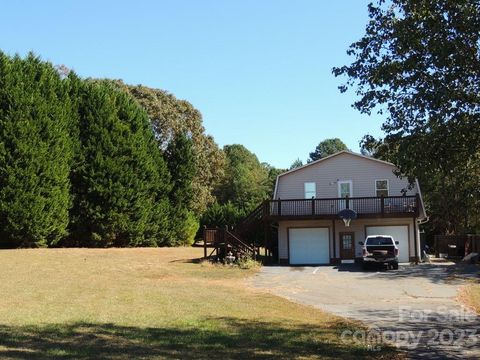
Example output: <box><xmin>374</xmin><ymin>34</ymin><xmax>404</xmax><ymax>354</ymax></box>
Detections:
<box><xmin>263</xmin><ymin>195</ymin><xmax>419</xmax><ymax>220</ymax></box>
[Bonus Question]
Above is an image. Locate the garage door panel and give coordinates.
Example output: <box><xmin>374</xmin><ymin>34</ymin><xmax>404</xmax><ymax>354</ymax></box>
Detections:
<box><xmin>366</xmin><ymin>226</ymin><xmax>409</xmax><ymax>263</ymax></box>
<box><xmin>289</xmin><ymin>228</ymin><xmax>330</xmax><ymax>265</ymax></box>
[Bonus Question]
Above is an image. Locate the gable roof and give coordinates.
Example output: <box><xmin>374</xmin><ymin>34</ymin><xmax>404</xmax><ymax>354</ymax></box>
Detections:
<box><xmin>272</xmin><ymin>151</ymin><xmax>396</xmax><ymax>200</ymax></box>
<box><xmin>278</xmin><ymin>150</ymin><xmax>395</xmax><ymax>179</ymax></box>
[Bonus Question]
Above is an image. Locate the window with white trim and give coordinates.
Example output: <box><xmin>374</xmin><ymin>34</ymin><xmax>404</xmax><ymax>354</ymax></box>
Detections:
<box><xmin>375</xmin><ymin>179</ymin><xmax>389</xmax><ymax>197</ymax></box>
<box><xmin>304</xmin><ymin>182</ymin><xmax>316</xmax><ymax>199</ymax></box>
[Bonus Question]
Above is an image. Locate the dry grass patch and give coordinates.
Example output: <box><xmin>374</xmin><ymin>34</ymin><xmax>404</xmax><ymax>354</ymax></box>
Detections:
<box><xmin>0</xmin><ymin>247</ymin><xmax>401</xmax><ymax>359</ymax></box>
<box><xmin>460</xmin><ymin>283</ymin><xmax>480</xmax><ymax>314</ymax></box>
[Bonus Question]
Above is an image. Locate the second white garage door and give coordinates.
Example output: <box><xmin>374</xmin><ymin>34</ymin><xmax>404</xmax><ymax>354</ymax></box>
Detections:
<box><xmin>289</xmin><ymin>228</ymin><xmax>330</xmax><ymax>265</ymax></box>
<box><xmin>366</xmin><ymin>225</ymin><xmax>409</xmax><ymax>263</ymax></box>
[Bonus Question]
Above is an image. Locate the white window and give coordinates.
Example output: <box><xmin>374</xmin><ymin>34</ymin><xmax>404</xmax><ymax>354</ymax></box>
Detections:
<box><xmin>375</xmin><ymin>179</ymin><xmax>389</xmax><ymax>197</ymax></box>
<box><xmin>304</xmin><ymin>182</ymin><xmax>316</xmax><ymax>199</ymax></box>
<box><xmin>338</xmin><ymin>180</ymin><xmax>353</xmax><ymax>198</ymax></box>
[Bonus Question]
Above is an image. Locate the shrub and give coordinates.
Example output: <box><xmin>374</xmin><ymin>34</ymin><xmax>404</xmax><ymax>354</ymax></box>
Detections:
<box><xmin>200</xmin><ymin>202</ymin><xmax>246</xmax><ymax>229</ymax></box>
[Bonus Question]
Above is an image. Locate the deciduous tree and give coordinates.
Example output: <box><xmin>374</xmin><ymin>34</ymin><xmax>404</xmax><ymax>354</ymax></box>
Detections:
<box><xmin>215</xmin><ymin>144</ymin><xmax>270</xmax><ymax>211</ymax></box>
<box><xmin>336</xmin><ymin>0</ymin><xmax>480</xmax><ymax>234</ymax></box>
<box><xmin>116</xmin><ymin>82</ymin><xmax>225</xmax><ymax>215</ymax></box>
<box><xmin>309</xmin><ymin>138</ymin><xmax>348</xmax><ymax>162</ymax></box>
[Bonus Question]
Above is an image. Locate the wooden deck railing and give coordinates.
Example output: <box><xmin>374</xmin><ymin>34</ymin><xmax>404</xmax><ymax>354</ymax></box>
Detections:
<box><xmin>266</xmin><ymin>195</ymin><xmax>419</xmax><ymax>218</ymax></box>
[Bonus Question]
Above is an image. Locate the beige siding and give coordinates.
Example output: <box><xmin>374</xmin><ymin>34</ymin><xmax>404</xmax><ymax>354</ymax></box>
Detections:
<box><xmin>275</xmin><ymin>152</ymin><xmax>416</xmax><ymax>199</ymax></box>
<box><xmin>278</xmin><ymin>217</ymin><xmax>419</xmax><ymax>262</ymax></box>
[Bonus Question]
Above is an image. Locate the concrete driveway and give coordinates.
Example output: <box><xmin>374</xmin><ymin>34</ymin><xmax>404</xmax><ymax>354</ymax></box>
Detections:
<box><xmin>250</xmin><ymin>263</ymin><xmax>479</xmax><ymax>359</ymax></box>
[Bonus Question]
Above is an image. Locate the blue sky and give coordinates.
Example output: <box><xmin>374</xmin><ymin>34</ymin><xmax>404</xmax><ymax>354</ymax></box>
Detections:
<box><xmin>0</xmin><ymin>0</ymin><xmax>385</xmax><ymax>169</ymax></box>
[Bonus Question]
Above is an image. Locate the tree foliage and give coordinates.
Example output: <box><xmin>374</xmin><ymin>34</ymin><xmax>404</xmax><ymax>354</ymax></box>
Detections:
<box><xmin>202</xmin><ymin>147</ymin><xmax>284</xmax><ymax>229</ymax></box>
<box><xmin>289</xmin><ymin>158</ymin><xmax>304</xmax><ymax>170</ymax></box>
<box><xmin>0</xmin><ymin>51</ymin><xmax>285</xmax><ymax>247</ymax></box>
<box><xmin>336</xmin><ymin>0</ymin><xmax>480</xmax><ymax>234</ymax></box>
<box><xmin>165</xmin><ymin>133</ymin><xmax>198</xmax><ymax>245</ymax></box>
<box><xmin>309</xmin><ymin>138</ymin><xmax>348</xmax><ymax>162</ymax></box>
<box><xmin>215</xmin><ymin>144</ymin><xmax>270</xmax><ymax>211</ymax></box>
<box><xmin>263</xmin><ymin>163</ymin><xmax>286</xmax><ymax>198</ymax></box>
<box><xmin>200</xmin><ymin>202</ymin><xmax>247</xmax><ymax>229</ymax></box>
<box><xmin>0</xmin><ymin>52</ymin><xmax>73</xmax><ymax>247</ymax></box>
<box><xmin>117</xmin><ymin>82</ymin><xmax>225</xmax><ymax>215</ymax></box>
<box><xmin>69</xmin><ymin>81</ymin><xmax>171</xmax><ymax>247</ymax></box>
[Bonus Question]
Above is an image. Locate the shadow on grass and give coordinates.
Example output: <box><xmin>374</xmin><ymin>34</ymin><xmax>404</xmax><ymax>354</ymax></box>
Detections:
<box><xmin>0</xmin><ymin>317</ymin><xmax>396</xmax><ymax>359</ymax></box>
<box><xmin>168</xmin><ymin>257</ymin><xmax>205</xmax><ymax>264</ymax></box>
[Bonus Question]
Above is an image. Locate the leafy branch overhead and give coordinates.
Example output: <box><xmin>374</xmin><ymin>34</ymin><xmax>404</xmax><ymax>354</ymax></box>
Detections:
<box><xmin>334</xmin><ymin>0</ymin><xmax>480</xmax><ymax>234</ymax></box>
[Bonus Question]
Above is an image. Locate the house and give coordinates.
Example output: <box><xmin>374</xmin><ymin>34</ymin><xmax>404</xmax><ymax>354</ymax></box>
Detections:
<box><xmin>270</xmin><ymin>150</ymin><xmax>427</xmax><ymax>265</ymax></box>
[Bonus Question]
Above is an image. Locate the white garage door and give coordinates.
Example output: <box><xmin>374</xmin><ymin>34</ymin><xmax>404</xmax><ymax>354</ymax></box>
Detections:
<box><xmin>366</xmin><ymin>226</ymin><xmax>409</xmax><ymax>263</ymax></box>
<box><xmin>289</xmin><ymin>228</ymin><xmax>330</xmax><ymax>265</ymax></box>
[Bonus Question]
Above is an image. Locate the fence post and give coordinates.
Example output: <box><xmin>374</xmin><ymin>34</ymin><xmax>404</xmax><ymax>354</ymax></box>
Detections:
<box><xmin>203</xmin><ymin>225</ymin><xmax>207</xmax><ymax>258</ymax></box>
<box><xmin>224</xmin><ymin>225</ymin><xmax>229</xmax><ymax>260</ymax></box>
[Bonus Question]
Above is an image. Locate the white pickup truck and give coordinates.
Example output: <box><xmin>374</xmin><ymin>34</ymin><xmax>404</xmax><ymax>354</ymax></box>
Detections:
<box><xmin>359</xmin><ymin>235</ymin><xmax>399</xmax><ymax>270</ymax></box>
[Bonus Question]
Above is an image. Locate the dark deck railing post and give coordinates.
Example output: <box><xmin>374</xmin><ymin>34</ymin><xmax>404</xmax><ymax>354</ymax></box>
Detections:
<box><xmin>345</xmin><ymin>195</ymin><xmax>349</xmax><ymax>209</ymax></box>
<box><xmin>311</xmin><ymin>197</ymin><xmax>315</xmax><ymax>215</ymax></box>
<box><xmin>278</xmin><ymin>198</ymin><xmax>282</xmax><ymax>216</ymax></box>
<box><xmin>380</xmin><ymin>195</ymin><xmax>385</xmax><ymax>217</ymax></box>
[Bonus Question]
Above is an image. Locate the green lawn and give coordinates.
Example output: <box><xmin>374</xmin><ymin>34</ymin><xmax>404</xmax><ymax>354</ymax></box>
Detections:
<box><xmin>0</xmin><ymin>248</ymin><xmax>401</xmax><ymax>359</ymax></box>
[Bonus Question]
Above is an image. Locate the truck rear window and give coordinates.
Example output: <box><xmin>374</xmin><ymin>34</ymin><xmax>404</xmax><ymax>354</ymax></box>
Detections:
<box><xmin>366</xmin><ymin>237</ymin><xmax>394</xmax><ymax>245</ymax></box>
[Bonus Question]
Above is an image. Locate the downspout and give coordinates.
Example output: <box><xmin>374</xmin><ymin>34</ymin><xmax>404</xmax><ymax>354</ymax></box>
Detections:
<box><xmin>413</xmin><ymin>216</ymin><xmax>419</xmax><ymax>263</ymax></box>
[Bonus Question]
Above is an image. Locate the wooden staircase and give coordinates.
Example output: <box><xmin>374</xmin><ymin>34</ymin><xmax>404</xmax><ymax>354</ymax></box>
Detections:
<box><xmin>202</xmin><ymin>202</ymin><xmax>271</xmax><ymax>262</ymax></box>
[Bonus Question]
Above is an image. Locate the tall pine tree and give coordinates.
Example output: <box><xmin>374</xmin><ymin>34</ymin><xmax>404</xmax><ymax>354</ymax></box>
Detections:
<box><xmin>69</xmin><ymin>80</ymin><xmax>171</xmax><ymax>246</ymax></box>
<box><xmin>0</xmin><ymin>52</ymin><xmax>73</xmax><ymax>247</ymax></box>
<box><xmin>165</xmin><ymin>133</ymin><xmax>198</xmax><ymax>245</ymax></box>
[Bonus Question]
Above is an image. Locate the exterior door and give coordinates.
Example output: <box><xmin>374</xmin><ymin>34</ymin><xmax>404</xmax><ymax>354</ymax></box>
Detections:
<box><xmin>340</xmin><ymin>232</ymin><xmax>355</xmax><ymax>261</ymax></box>
<box><xmin>338</xmin><ymin>180</ymin><xmax>352</xmax><ymax>209</ymax></box>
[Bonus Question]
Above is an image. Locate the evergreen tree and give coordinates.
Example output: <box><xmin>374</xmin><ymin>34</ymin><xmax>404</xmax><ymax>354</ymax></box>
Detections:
<box><xmin>0</xmin><ymin>52</ymin><xmax>73</xmax><ymax>247</ymax></box>
<box><xmin>165</xmin><ymin>132</ymin><xmax>198</xmax><ymax>245</ymax></box>
<box><xmin>289</xmin><ymin>158</ymin><xmax>303</xmax><ymax>170</ymax></box>
<box><xmin>69</xmin><ymin>81</ymin><xmax>171</xmax><ymax>246</ymax></box>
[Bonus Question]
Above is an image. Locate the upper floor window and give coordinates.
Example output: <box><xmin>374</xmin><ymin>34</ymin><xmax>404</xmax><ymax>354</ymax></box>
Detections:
<box><xmin>338</xmin><ymin>180</ymin><xmax>353</xmax><ymax>198</ymax></box>
<box><xmin>375</xmin><ymin>179</ymin><xmax>389</xmax><ymax>197</ymax></box>
<box><xmin>304</xmin><ymin>182</ymin><xmax>316</xmax><ymax>199</ymax></box>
